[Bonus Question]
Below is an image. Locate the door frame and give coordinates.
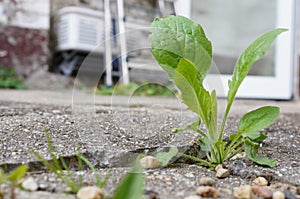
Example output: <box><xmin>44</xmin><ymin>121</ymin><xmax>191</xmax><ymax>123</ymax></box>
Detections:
<box><xmin>174</xmin><ymin>0</ymin><xmax>296</xmax><ymax>99</ymax></box>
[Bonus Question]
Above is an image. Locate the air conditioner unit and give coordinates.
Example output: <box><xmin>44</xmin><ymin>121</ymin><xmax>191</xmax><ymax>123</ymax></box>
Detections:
<box><xmin>54</xmin><ymin>6</ymin><xmax>104</xmax><ymax>53</ymax></box>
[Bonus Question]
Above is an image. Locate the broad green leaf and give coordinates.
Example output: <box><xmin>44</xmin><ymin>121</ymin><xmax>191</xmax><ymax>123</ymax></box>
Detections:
<box><xmin>174</xmin><ymin>58</ymin><xmax>212</xmax><ymax>129</ymax></box>
<box><xmin>220</xmin><ymin>29</ymin><xmax>286</xmax><ymax>138</ymax></box>
<box><xmin>112</xmin><ymin>159</ymin><xmax>144</xmax><ymax>199</ymax></box>
<box><xmin>8</xmin><ymin>165</ymin><xmax>28</xmax><ymax>182</ymax></box>
<box><xmin>244</xmin><ymin>139</ymin><xmax>276</xmax><ymax>167</ymax></box>
<box><xmin>242</xmin><ymin>132</ymin><xmax>268</xmax><ymax>142</ymax></box>
<box><xmin>155</xmin><ymin>147</ymin><xmax>178</xmax><ymax>166</ymax></box>
<box><xmin>149</xmin><ymin>15</ymin><xmax>212</xmax><ymax>81</ymax></box>
<box><xmin>227</xmin><ymin>29</ymin><xmax>287</xmax><ymax>106</ymax></box>
<box><xmin>238</xmin><ymin>106</ymin><xmax>280</xmax><ymax>133</ymax></box>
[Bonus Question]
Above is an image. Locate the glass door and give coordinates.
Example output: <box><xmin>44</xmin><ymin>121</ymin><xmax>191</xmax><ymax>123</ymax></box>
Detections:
<box><xmin>174</xmin><ymin>0</ymin><xmax>296</xmax><ymax>99</ymax></box>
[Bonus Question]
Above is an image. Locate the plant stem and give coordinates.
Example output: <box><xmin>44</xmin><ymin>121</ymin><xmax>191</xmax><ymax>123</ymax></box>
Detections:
<box><xmin>178</xmin><ymin>153</ymin><xmax>212</xmax><ymax>168</ymax></box>
<box><xmin>224</xmin><ymin>135</ymin><xmax>243</xmax><ymax>157</ymax></box>
<box><xmin>230</xmin><ymin>140</ymin><xmax>244</xmax><ymax>151</ymax></box>
<box><xmin>226</xmin><ymin>146</ymin><xmax>244</xmax><ymax>160</ymax></box>
<box><xmin>224</xmin><ymin>139</ymin><xmax>244</xmax><ymax>160</ymax></box>
<box><xmin>219</xmin><ymin>104</ymin><xmax>231</xmax><ymax>141</ymax></box>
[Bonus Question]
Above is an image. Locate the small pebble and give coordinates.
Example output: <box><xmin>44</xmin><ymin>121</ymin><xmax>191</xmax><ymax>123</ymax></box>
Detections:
<box><xmin>38</xmin><ymin>183</ymin><xmax>49</xmax><ymax>190</ymax></box>
<box><xmin>252</xmin><ymin>185</ymin><xmax>272</xmax><ymax>199</ymax></box>
<box><xmin>216</xmin><ymin>168</ymin><xmax>230</xmax><ymax>178</ymax></box>
<box><xmin>219</xmin><ymin>187</ymin><xmax>232</xmax><ymax>197</ymax></box>
<box><xmin>140</xmin><ymin>156</ymin><xmax>160</xmax><ymax>169</ymax></box>
<box><xmin>196</xmin><ymin>186</ymin><xmax>219</xmax><ymax>198</ymax></box>
<box><xmin>184</xmin><ymin>195</ymin><xmax>201</xmax><ymax>199</ymax></box>
<box><xmin>21</xmin><ymin>177</ymin><xmax>38</xmax><ymax>191</ymax></box>
<box><xmin>252</xmin><ymin>177</ymin><xmax>268</xmax><ymax>186</ymax></box>
<box><xmin>272</xmin><ymin>191</ymin><xmax>285</xmax><ymax>199</ymax></box>
<box><xmin>215</xmin><ymin>164</ymin><xmax>222</xmax><ymax>172</ymax></box>
<box><xmin>234</xmin><ymin>185</ymin><xmax>253</xmax><ymax>199</ymax></box>
<box><xmin>77</xmin><ymin>186</ymin><xmax>104</xmax><ymax>199</ymax></box>
<box><xmin>199</xmin><ymin>177</ymin><xmax>216</xmax><ymax>186</ymax></box>
<box><xmin>145</xmin><ymin>190</ymin><xmax>158</xmax><ymax>199</ymax></box>
<box><xmin>155</xmin><ymin>175</ymin><xmax>163</xmax><ymax>180</ymax></box>
<box><xmin>283</xmin><ymin>190</ymin><xmax>297</xmax><ymax>199</ymax></box>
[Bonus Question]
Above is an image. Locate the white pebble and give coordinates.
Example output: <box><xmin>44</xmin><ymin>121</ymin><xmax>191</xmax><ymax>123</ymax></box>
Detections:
<box><xmin>272</xmin><ymin>191</ymin><xmax>285</xmax><ymax>199</ymax></box>
<box><xmin>252</xmin><ymin>177</ymin><xmax>268</xmax><ymax>186</ymax></box>
<box><xmin>234</xmin><ymin>185</ymin><xmax>253</xmax><ymax>199</ymax></box>
<box><xmin>140</xmin><ymin>156</ymin><xmax>160</xmax><ymax>169</ymax></box>
<box><xmin>216</xmin><ymin>168</ymin><xmax>230</xmax><ymax>178</ymax></box>
<box><xmin>184</xmin><ymin>195</ymin><xmax>201</xmax><ymax>199</ymax></box>
<box><xmin>77</xmin><ymin>186</ymin><xmax>104</xmax><ymax>199</ymax></box>
<box><xmin>22</xmin><ymin>177</ymin><xmax>38</xmax><ymax>192</ymax></box>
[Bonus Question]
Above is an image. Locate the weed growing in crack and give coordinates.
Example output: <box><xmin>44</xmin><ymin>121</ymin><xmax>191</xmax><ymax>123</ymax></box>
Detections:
<box><xmin>149</xmin><ymin>15</ymin><xmax>285</xmax><ymax>168</ymax></box>
<box><xmin>29</xmin><ymin>131</ymin><xmax>109</xmax><ymax>194</ymax></box>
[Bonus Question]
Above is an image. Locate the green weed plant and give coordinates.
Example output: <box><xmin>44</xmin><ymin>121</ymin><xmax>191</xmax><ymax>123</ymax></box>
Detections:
<box><xmin>149</xmin><ymin>15</ymin><xmax>284</xmax><ymax>168</ymax></box>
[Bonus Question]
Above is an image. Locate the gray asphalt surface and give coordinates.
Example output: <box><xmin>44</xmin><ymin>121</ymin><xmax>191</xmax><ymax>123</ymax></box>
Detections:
<box><xmin>0</xmin><ymin>89</ymin><xmax>299</xmax><ymax>198</ymax></box>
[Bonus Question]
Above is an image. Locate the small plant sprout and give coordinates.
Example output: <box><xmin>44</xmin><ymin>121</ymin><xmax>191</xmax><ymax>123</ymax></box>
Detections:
<box><xmin>0</xmin><ymin>165</ymin><xmax>28</xmax><ymax>199</ymax></box>
<box><xmin>149</xmin><ymin>15</ymin><xmax>285</xmax><ymax>168</ymax></box>
<box><xmin>30</xmin><ymin>131</ymin><xmax>109</xmax><ymax>194</ymax></box>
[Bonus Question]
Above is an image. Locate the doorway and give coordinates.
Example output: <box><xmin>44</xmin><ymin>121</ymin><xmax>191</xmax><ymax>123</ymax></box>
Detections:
<box><xmin>175</xmin><ymin>0</ymin><xmax>296</xmax><ymax>99</ymax></box>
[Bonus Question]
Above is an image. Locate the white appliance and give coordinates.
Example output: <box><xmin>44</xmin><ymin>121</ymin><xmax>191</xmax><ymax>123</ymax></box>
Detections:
<box><xmin>54</xmin><ymin>6</ymin><xmax>104</xmax><ymax>53</ymax></box>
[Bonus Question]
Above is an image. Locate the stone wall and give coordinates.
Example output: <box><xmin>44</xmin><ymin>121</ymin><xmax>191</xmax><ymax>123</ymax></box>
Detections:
<box><xmin>0</xmin><ymin>26</ymin><xmax>48</xmax><ymax>76</ymax></box>
<box><xmin>0</xmin><ymin>0</ymin><xmax>49</xmax><ymax>77</ymax></box>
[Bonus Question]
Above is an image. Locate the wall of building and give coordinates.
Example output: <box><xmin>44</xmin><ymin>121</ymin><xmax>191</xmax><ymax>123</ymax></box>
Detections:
<box><xmin>0</xmin><ymin>0</ymin><xmax>49</xmax><ymax>77</ymax></box>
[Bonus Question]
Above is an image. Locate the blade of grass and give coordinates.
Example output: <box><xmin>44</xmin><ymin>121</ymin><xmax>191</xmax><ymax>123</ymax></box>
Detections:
<box><xmin>30</xmin><ymin>148</ymin><xmax>80</xmax><ymax>193</ymax></box>
<box><xmin>45</xmin><ymin>132</ymin><xmax>63</xmax><ymax>171</ymax></box>
<box><xmin>99</xmin><ymin>173</ymin><xmax>111</xmax><ymax>188</ymax></box>
<box><xmin>77</xmin><ymin>154</ymin><xmax>105</xmax><ymax>188</ymax></box>
<box><xmin>29</xmin><ymin>148</ymin><xmax>59</xmax><ymax>174</ymax></box>
<box><xmin>59</xmin><ymin>156</ymin><xmax>78</xmax><ymax>186</ymax></box>
<box><xmin>77</xmin><ymin>154</ymin><xmax>83</xmax><ymax>187</ymax></box>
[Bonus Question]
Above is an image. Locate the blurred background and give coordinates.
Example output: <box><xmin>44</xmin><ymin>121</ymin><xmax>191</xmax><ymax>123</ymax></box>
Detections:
<box><xmin>0</xmin><ymin>0</ymin><xmax>298</xmax><ymax>99</ymax></box>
